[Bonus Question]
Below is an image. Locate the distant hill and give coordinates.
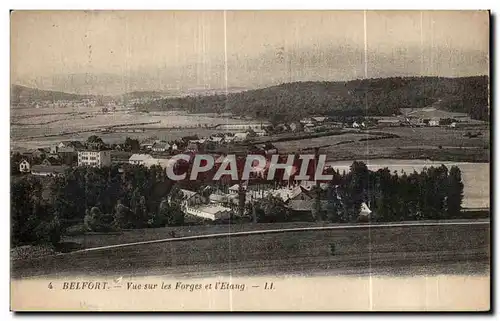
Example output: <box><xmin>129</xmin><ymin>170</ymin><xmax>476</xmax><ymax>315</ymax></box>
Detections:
<box><xmin>10</xmin><ymin>85</ymin><xmax>111</xmax><ymax>106</ymax></box>
<box><xmin>137</xmin><ymin>76</ymin><xmax>489</xmax><ymax>122</ymax></box>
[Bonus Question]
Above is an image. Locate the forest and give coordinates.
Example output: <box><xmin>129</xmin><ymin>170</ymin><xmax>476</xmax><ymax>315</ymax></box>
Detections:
<box><xmin>138</xmin><ymin>76</ymin><xmax>489</xmax><ymax>122</ymax></box>
<box><xmin>11</xmin><ymin>161</ymin><xmax>464</xmax><ymax>247</ymax></box>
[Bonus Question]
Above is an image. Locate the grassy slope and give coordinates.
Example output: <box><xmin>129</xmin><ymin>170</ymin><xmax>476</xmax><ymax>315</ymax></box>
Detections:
<box><xmin>12</xmin><ymin>222</ymin><xmax>490</xmax><ymax>278</ymax></box>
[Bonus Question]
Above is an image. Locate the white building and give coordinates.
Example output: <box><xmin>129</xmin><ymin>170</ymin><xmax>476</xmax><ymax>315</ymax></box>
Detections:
<box><xmin>234</xmin><ymin>132</ymin><xmax>249</xmax><ymax>141</ymax></box>
<box><xmin>428</xmin><ymin>119</ymin><xmax>440</xmax><ymax>127</ymax></box>
<box><xmin>129</xmin><ymin>154</ymin><xmax>154</xmax><ymax>165</ymax></box>
<box><xmin>185</xmin><ymin>204</ymin><xmax>232</xmax><ymax>221</ymax></box>
<box><xmin>77</xmin><ymin>150</ymin><xmax>112</xmax><ymax>167</ymax></box>
<box><xmin>359</xmin><ymin>202</ymin><xmax>372</xmax><ymax>220</ymax></box>
<box><xmin>143</xmin><ymin>157</ymin><xmax>176</xmax><ymax>169</ymax></box>
<box><xmin>19</xmin><ymin>159</ymin><xmax>30</xmax><ymax>173</ymax></box>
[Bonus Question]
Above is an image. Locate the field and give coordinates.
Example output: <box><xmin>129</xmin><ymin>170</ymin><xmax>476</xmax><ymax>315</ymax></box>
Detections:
<box><xmin>268</xmin><ymin>126</ymin><xmax>489</xmax><ymax>163</ymax></box>
<box><xmin>12</xmin><ymin>220</ymin><xmax>490</xmax><ymax>279</ymax></box>
<box><xmin>10</xmin><ymin>107</ymin><xmax>243</xmax><ymax>149</ymax></box>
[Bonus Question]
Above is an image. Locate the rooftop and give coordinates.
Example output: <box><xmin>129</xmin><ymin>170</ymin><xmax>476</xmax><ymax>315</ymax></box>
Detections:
<box><xmin>31</xmin><ymin>165</ymin><xmax>69</xmax><ymax>174</ymax></box>
<box><xmin>129</xmin><ymin>154</ymin><xmax>154</xmax><ymax>161</ymax></box>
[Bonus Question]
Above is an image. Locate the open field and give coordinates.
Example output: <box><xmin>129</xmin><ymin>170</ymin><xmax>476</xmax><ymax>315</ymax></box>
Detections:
<box><xmin>12</xmin><ymin>220</ymin><xmax>490</xmax><ymax>279</ymax></box>
<box><xmin>273</xmin><ymin>127</ymin><xmax>490</xmax><ymax>163</ymax></box>
<box><xmin>272</xmin><ymin>132</ymin><xmax>388</xmax><ymax>152</ymax></box>
<box><xmin>10</xmin><ymin>107</ymin><xmax>243</xmax><ymax>149</ymax></box>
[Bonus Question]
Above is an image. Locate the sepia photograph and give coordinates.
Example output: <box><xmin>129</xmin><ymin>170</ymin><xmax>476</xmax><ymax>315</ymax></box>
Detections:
<box><xmin>9</xmin><ymin>9</ymin><xmax>490</xmax><ymax>311</ymax></box>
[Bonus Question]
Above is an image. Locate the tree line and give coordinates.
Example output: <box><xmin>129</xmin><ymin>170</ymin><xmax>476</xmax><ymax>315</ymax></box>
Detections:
<box><xmin>137</xmin><ymin>76</ymin><xmax>489</xmax><ymax>122</ymax></box>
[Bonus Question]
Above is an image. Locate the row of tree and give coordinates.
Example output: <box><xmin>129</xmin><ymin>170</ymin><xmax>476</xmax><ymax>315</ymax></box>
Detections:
<box><xmin>11</xmin><ymin>161</ymin><xmax>464</xmax><ymax>247</ymax></box>
<box><xmin>138</xmin><ymin>76</ymin><xmax>489</xmax><ymax>122</ymax></box>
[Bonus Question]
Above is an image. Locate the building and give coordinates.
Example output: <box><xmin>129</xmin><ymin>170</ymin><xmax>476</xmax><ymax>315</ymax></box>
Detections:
<box><xmin>233</xmin><ymin>132</ymin><xmax>249</xmax><ymax>141</ymax></box>
<box><xmin>129</xmin><ymin>154</ymin><xmax>154</xmax><ymax>165</ymax></box>
<box><xmin>140</xmin><ymin>142</ymin><xmax>154</xmax><ymax>150</ymax></box>
<box><xmin>41</xmin><ymin>157</ymin><xmax>61</xmax><ymax>166</ymax></box>
<box><xmin>210</xmin><ymin>136</ymin><xmax>224</xmax><ymax>144</ymax></box>
<box><xmin>312</xmin><ymin>116</ymin><xmax>327</xmax><ymax>123</ymax></box>
<box><xmin>289</xmin><ymin>122</ymin><xmax>303</xmax><ymax>132</ymax></box>
<box><xmin>185</xmin><ymin>204</ymin><xmax>232</xmax><ymax>221</ymax></box>
<box><xmin>377</xmin><ymin>118</ymin><xmax>401</xmax><ymax>127</ymax></box>
<box><xmin>19</xmin><ymin>159</ymin><xmax>30</xmax><ymax>173</ymax></box>
<box><xmin>216</xmin><ymin>122</ymin><xmax>269</xmax><ymax>131</ymax></box>
<box><xmin>57</xmin><ymin>141</ymin><xmax>84</xmax><ymax>151</ymax></box>
<box><xmin>185</xmin><ymin>142</ymin><xmax>203</xmax><ymax>153</ymax></box>
<box><xmin>177</xmin><ymin>189</ymin><xmax>205</xmax><ymax>208</ymax></box>
<box><xmin>31</xmin><ymin>165</ymin><xmax>68</xmax><ymax>177</ymax></box>
<box><xmin>252</xmin><ymin>128</ymin><xmax>267</xmax><ymax>137</ymax></box>
<box><xmin>428</xmin><ymin>118</ymin><xmax>440</xmax><ymax>127</ymax></box>
<box><xmin>228</xmin><ymin>183</ymin><xmax>247</xmax><ymax>194</ymax></box>
<box><xmin>254</xmin><ymin>143</ymin><xmax>278</xmax><ymax>155</ymax></box>
<box><xmin>143</xmin><ymin>157</ymin><xmax>176</xmax><ymax>169</ymax></box>
<box><xmin>270</xmin><ymin>185</ymin><xmax>309</xmax><ymax>202</ymax></box>
<box><xmin>77</xmin><ymin>150</ymin><xmax>112</xmax><ymax>167</ymax></box>
<box><xmin>358</xmin><ymin>202</ymin><xmax>372</xmax><ymax>221</ymax></box>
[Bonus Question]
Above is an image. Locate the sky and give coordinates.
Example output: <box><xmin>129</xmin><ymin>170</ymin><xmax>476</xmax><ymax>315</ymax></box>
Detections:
<box><xmin>10</xmin><ymin>10</ymin><xmax>489</xmax><ymax>95</ymax></box>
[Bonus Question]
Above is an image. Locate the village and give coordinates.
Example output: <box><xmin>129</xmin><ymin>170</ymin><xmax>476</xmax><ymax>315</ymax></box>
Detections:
<box><xmin>12</xmin><ymin>105</ymin><xmax>486</xmax><ymax>224</ymax></box>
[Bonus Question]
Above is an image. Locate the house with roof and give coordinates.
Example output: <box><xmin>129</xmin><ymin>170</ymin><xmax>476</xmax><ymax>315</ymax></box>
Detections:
<box><xmin>151</xmin><ymin>141</ymin><xmax>171</xmax><ymax>152</ymax></box>
<box><xmin>185</xmin><ymin>142</ymin><xmax>203</xmax><ymax>153</ymax></box>
<box><xmin>254</xmin><ymin>143</ymin><xmax>278</xmax><ymax>155</ymax></box>
<box><xmin>143</xmin><ymin>157</ymin><xmax>176</xmax><ymax>169</ymax></box>
<box><xmin>233</xmin><ymin>132</ymin><xmax>249</xmax><ymax>142</ymax></box>
<box><xmin>358</xmin><ymin>202</ymin><xmax>372</xmax><ymax>222</ymax></box>
<box><xmin>129</xmin><ymin>154</ymin><xmax>154</xmax><ymax>165</ymax></box>
<box><xmin>228</xmin><ymin>183</ymin><xmax>247</xmax><ymax>194</ymax></box>
<box><xmin>270</xmin><ymin>185</ymin><xmax>310</xmax><ymax>202</ymax></box>
<box><xmin>19</xmin><ymin>159</ymin><xmax>30</xmax><ymax>173</ymax></box>
<box><xmin>312</xmin><ymin>116</ymin><xmax>327</xmax><ymax>123</ymax></box>
<box><xmin>140</xmin><ymin>142</ymin><xmax>154</xmax><ymax>150</ymax></box>
<box><xmin>209</xmin><ymin>136</ymin><xmax>224</xmax><ymax>144</ymax></box>
<box><xmin>185</xmin><ymin>204</ymin><xmax>232</xmax><ymax>221</ymax></box>
<box><xmin>286</xmin><ymin>199</ymin><xmax>329</xmax><ymax>219</ymax></box>
<box><xmin>289</xmin><ymin>122</ymin><xmax>304</xmax><ymax>132</ymax></box>
<box><xmin>58</xmin><ymin>141</ymin><xmax>85</xmax><ymax>151</ymax></box>
<box><xmin>223</xmin><ymin>134</ymin><xmax>235</xmax><ymax>143</ymax></box>
<box><xmin>41</xmin><ymin>157</ymin><xmax>61</xmax><ymax>166</ymax></box>
<box><xmin>78</xmin><ymin>150</ymin><xmax>111</xmax><ymax>167</ymax></box>
<box><xmin>177</xmin><ymin>189</ymin><xmax>205</xmax><ymax>207</ymax></box>
<box><xmin>428</xmin><ymin>118</ymin><xmax>440</xmax><ymax>127</ymax></box>
<box><xmin>31</xmin><ymin>165</ymin><xmax>68</xmax><ymax>177</ymax></box>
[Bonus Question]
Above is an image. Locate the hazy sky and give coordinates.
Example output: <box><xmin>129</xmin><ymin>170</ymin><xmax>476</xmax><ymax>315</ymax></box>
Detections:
<box><xmin>11</xmin><ymin>10</ymin><xmax>489</xmax><ymax>94</ymax></box>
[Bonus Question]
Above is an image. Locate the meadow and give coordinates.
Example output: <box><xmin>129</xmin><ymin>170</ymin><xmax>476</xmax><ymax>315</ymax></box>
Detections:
<box><xmin>12</xmin><ymin>220</ymin><xmax>490</xmax><ymax>278</ymax></box>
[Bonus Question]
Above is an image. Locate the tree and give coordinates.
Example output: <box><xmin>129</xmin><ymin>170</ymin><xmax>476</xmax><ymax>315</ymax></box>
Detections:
<box><xmin>148</xmin><ymin>198</ymin><xmax>169</xmax><ymax>227</ymax></box>
<box><xmin>446</xmin><ymin>166</ymin><xmax>464</xmax><ymax>218</ymax></box>
<box><xmin>130</xmin><ymin>189</ymin><xmax>148</xmax><ymax>228</ymax></box>
<box><xmin>255</xmin><ymin>195</ymin><xmax>290</xmax><ymax>223</ymax></box>
<box><xmin>124</xmin><ymin>137</ymin><xmax>140</xmax><ymax>152</ymax></box>
<box><xmin>84</xmin><ymin>206</ymin><xmax>114</xmax><ymax>232</ymax></box>
<box><xmin>113</xmin><ymin>201</ymin><xmax>133</xmax><ymax>229</ymax></box>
